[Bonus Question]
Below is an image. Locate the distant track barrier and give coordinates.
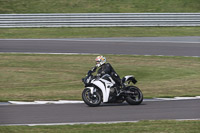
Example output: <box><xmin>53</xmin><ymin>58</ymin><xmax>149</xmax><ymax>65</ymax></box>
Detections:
<box><xmin>0</xmin><ymin>13</ymin><xmax>200</xmax><ymax>28</ymax></box>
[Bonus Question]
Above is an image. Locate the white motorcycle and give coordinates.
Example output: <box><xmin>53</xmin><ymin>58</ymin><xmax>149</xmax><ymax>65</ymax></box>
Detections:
<box><xmin>82</xmin><ymin>70</ymin><xmax>143</xmax><ymax>107</ymax></box>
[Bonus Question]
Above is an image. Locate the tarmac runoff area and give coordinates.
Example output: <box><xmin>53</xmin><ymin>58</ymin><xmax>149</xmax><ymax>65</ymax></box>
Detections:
<box><xmin>1</xmin><ymin>96</ymin><xmax>200</xmax><ymax>105</ymax></box>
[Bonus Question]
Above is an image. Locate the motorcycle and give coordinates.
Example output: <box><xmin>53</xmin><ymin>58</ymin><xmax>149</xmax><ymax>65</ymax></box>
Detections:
<box><xmin>82</xmin><ymin>70</ymin><xmax>143</xmax><ymax>107</ymax></box>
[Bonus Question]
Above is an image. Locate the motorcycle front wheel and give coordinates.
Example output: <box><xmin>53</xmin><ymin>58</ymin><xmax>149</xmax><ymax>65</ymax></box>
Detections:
<box><xmin>82</xmin><ymin>88</ymin><xmax>102</xmax><ymax>107</ymax></box>
<box><xmin>125</xmin><ymin>86</ymin><xmax>143</xmax><ymax>105</ymax></box>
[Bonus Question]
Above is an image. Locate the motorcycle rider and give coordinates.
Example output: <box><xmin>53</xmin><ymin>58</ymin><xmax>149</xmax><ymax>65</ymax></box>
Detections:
<box><xmin>90</xmin><ymin>55</ymin><xmax>123</xmax><ymax>92</ymax></box>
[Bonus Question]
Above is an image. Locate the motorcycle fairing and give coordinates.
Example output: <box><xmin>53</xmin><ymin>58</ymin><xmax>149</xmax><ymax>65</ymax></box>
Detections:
<box><xmin>89</xmin><ymin>79</ymin><xmax>114</xmax><ymax>102</ymax></box>
<box><xmin>122</xmin><ymin>75</ymin><xmax>137</xmax><ymax>84</ymax></box>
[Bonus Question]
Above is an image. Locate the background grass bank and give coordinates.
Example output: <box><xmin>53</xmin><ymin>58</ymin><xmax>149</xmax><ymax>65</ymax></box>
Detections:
<box><xmin>0</xmin><ymin>0</ymin><xmax>200</xmax><ymax>13</ymax></box>
<box><xmin>1</xmin><ymin>0</ymin><xmax>199</xmax><ymax>38</ymax></box>
<box><xmin>0</xmin><ymin>54</ymin><xmax>200</xmax><ymax>101</ymax></box>
<box><xmin>1</xmin><ymin>27</ymin><xmax>200</xmax><ymax>39</ymax></box>
<box><xmin>0</xmin><ymin>120</ymin><xmax>200</xmax><ymax>133</ymax></box>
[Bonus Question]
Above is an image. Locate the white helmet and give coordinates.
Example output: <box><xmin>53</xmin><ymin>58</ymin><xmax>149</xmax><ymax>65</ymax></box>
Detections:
<box><xmin>95</xmin><ymin>55</ymin><xmax>106</xmax><ymax>67</ymax></box>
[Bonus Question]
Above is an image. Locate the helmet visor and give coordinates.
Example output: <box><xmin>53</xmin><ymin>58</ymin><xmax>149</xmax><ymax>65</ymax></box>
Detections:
<box><xmin>96</xmin><ymin>61</ymin><xmax>100</xmax><ymax>64</ymax></box>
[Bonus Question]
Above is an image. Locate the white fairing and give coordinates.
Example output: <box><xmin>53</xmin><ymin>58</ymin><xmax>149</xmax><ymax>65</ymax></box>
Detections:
<box><xmin>89</xmin><ymin>76</ymin><xmax>115</xmax><ymax>103</ymax></box>
<box><xmin>124</xmin><ymin>75</ymin><xmax>134</xmax><ymax>82</ymax></box>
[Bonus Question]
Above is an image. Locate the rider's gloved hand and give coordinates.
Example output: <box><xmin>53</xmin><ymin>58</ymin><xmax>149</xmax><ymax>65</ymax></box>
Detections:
<box><xmin>87</xmin><ymin>70</ymin><xmax>92</xmax><ymax>75</ymax></box>
<box><xmin>91</xmin><ymin>66</ymin><xmax>97</xmax><ymax>72</ymax></box>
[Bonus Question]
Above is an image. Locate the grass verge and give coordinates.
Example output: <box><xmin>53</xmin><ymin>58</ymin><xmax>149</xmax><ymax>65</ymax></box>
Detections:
<box><xmin>0</xmin><ymin>27</ymin><xmax>200</xmax><ymax>38</ymax></box>
<box><xmin>0</xmin><ymin>0</ymin><xmax>200</xmax><ymax>13</ymax></box>
<box><xmin>0</xmin><ymin>53</ymin><xmax>200</xmax><ymax>101</ymax></box>
<box><xmin>0</xmin><ymin>120</ymin><xmax>200</xmax><ymax>133</ymax></box>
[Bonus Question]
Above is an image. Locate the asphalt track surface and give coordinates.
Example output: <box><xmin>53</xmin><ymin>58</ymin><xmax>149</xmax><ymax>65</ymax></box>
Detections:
<box><xmin>0</xmin><ymin>37</ymin><xmax>200</xmax><ymax>56</ymax></box>
<box><xmin>0</xmin><ymin>37</ymin><xmax>200</xmax><ymax>125</ymax></box>
<box><xmin>0</xmin><ymin>100</ymin><xmax>200</xmax><ymax>125</ymax></box>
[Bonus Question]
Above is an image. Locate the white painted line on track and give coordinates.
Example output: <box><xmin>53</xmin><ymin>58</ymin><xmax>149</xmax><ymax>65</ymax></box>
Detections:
<box><xmin>8</xmin><ymin>100</ymin><xmax>84</xmax><ymax>105</ymax></box>
<box><xmin>155</xmin><ymin>96</ymin><xmax>200</xmax><ymax>101</ymax></box>
<box><xmin>0</xmin><ymin>52</ymin><xmax>100</xmax><ymax>55</ymax></box>
<box><xmin>0</xmin><ymin>38</ymin><xmax>199</xmax><ymax>43</ymax></box>
<box><xmin>175</xmin><ymin>96</ymin><xmax>200</xmax><ymax>100</ymax></box>
<box><xmin>1</xmin><ymin>119</ymin><xmax>200</xmax><ymax>126</ymax></box>
<box><xmin>8</xmin><ymin>101</ymin><xmax>39</xmax><ymax>105</ymax></box>
<box><xmin>0</xmin><ymin>121</ymin><xmax>139</xmax><ymax>126</ymax></box>
<box><xmin>34</xmin><ymin>100</ymin><xmax>84</xmax><ymax>104</ymax></box>
<box><xmin>1</xmin><ymin>52</ymin><xmax>200</xmax><ymax>58</ymax></box>
<box><xmin>5</xmin><ymin>96</ymin><xmax>200</xmax><ymax>105</ymax></box>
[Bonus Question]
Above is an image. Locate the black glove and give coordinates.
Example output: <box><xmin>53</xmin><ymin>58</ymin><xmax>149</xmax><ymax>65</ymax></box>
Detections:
<box><xmin>87</xmin><ymin>70</ymin><xmax>92</xmax><ymax>75</ymax></box>
<box><xmin>91</xmin><ymin>66</ymin><xmax>97</xmax><ymax>73</ymax></box>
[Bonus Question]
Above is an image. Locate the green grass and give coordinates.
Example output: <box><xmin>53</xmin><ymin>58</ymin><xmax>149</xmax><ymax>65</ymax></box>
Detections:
<box><xmin>0</xmin><ymin>1</ymin><xmax>200</xmax><ymax>39</ymax></box>
<box><xmin>1</xmin><ymin>0</ymin><xmax>200</xmax><ymax>131</ymax></box>
<box><xmin>0</xmin><ymin>27</ymin><xmax>200</xmax><ymax>39</ymax></box>
<box><xmin>0</xmin><ymin>0</ymin><xmax>200</xmax><ymax>13</ymax></box>
<box><xmin>0</xmin><ymin>120</ymin><xmax>200</xmax><ymax>133</ymax></box>
<box><xmin>0</xmin><ymin>53</ymin><xmax>200</xmax><ymax>101</ymax></box>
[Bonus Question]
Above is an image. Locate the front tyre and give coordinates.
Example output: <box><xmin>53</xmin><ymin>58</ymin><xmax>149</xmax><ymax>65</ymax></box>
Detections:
<box><xmin>82</xmin><ymin>88</ymin><xmax>102</xmax><ymax>107</ymax></box>
<box><xmin>125</xmin><ymin>86</ymin><xmax>143</xmax><ymax>105</ymax></box>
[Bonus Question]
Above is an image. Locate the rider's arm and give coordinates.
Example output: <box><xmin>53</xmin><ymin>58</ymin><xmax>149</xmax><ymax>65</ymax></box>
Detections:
<box><xmin>87</xmin><ymin>66</ymin><xmax>97</xmax><ymax>75</ymax></box>
<box><xmin>91</xmin><ymin>66</ymin><xmax>97</xmax><ymax>73</ymax></box>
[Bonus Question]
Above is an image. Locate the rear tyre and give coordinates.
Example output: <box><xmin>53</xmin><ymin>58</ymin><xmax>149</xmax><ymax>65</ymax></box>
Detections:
<box><xmin>125</xmin><ymin>86</ymin><xmax>143</xmax><ymax>105</ymax></box>
<box><xmin>82</xmin><ymin>88</ymin><xmax>102</xmax><ymax>107</ymax></box>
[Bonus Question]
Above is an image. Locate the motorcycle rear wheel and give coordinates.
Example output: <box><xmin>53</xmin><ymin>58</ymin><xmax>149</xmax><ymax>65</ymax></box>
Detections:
<box><xmin>125</xmin><ymin>86</ymin><xmax>143</xmax><ymax>105</ymax></box>
<box><xmin>82</xmin><ymin>88</ymin><xmax>102</xmax><ymax>107</ymax></box>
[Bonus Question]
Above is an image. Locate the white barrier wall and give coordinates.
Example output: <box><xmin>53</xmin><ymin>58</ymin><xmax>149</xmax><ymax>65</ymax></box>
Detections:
<box><xmin>0</xmin><ymin>13</ymin><xmax>200</xmax><ymax>27</ymax></box>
